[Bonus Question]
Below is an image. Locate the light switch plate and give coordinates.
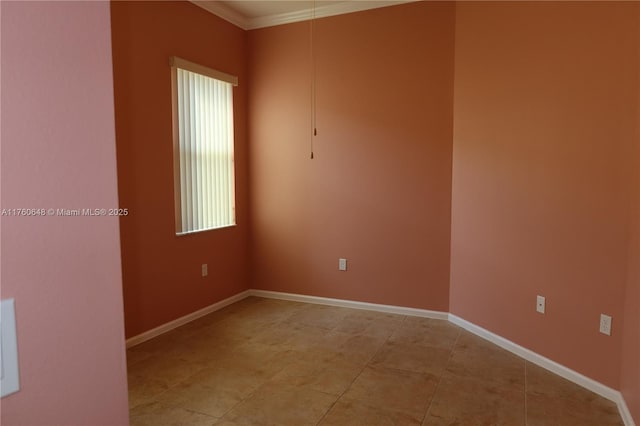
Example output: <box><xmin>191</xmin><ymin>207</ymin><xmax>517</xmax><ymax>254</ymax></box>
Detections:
<box><xmin>1</xmin><ymin>299</ymin><xmax>20</xmax><ymax>398</ymax></box>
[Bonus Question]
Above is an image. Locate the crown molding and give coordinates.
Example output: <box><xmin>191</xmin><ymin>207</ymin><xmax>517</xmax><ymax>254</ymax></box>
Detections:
<box><xmin>190</xmin><ymin>1</ymin><xmax>418</xmax><ymax>31</ymax></box>
<box><xmin>247</xmin><ymin>1</ymin><xmax>417</xmax><ymax>30</ymax></box>
<box><xmin>190</xmin><ymin>0</ymin><xmax>250</xmax><ymax>29</ymax></box>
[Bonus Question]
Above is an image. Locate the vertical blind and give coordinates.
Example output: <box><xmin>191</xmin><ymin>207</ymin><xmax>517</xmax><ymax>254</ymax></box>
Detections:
<box><xmin>173</xmin><ymin>64</ymin><xmax>236</xmax><ymax>234</ymax></box>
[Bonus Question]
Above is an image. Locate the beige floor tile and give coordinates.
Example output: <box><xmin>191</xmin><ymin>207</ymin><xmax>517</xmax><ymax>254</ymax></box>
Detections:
<box><xmin>389</xmin><ymin>317</ymin><xmax>460</xmax><ymax>350</ymax></box>
<box><xmin>247</xmin><ymin>322</ymin><xmax>300</xmax><ymax>347</ymax></box>
<box><xmin>126</xmin><ymin>349</ymin><xmax>154</xmax><ymax>369</ymax></box>
<box><xmin>370</xmin><ymin>341</ymin><xmax>452</xmax><ymax>376</ymax></box>
<box><xmin>131</xmin><ymin>354</ymin><xmax>207</xmax><ymax>387</ymax></box>
<box><xmin>184</xmin><ymin>342</ymin><xmax>290</xmax><ymax>398</ymax></box>
<box><xmin>127</xmin><ymin>298</ymin><xmax>624</xmax><ymax>426</ymax></box>
<box><xmin>226</xmin><ymin>340</ymin><xmax>286</xmax><ymax>365</ymax></box>
<box><xmin>130</xmin><ymin>401</ymin><xmax>218</xmax><ymax>426</ymax></box>
<box><xmin>130</xmin><ymin>320</ymin><xmax>248</xmax><ymax>366</ymax></box>
<box><xmin>157</xmin><ymin>381</ymin><xmax>245</xmax><ymax>418</ymax></box>
<box><xmin>160</xmin><ymin>335</ymin><xmax>241</xmax><ymax>364</ymax></box>
<box><xmin>278</xmin><ymin>323</ymin><xmax>332</xmax><ymax>353</ymax></box>
<box><xmin>284</xmin><ymin>304</ymin><xmax>351</xmax><ymax>330</ymax></box>
<box><xmin>319</xmin><ymin>398</ymin><xmax>423</xmax><ymax>426</ymax></box>
<box><xmin>188</xmin><ymin>355</ymin><xmax>283</xmax><ymax>397</ymax></box>
<box><xmin>526</xmin><ymin>393</ymin><xmax>623</xmax><ymax>426</ymax></box>
<box><xmin>201</xmin><ymin>340</ymin><xmax>293</xmax><ymax>377</ymax></box>
<box><xmin>315</xmin><ymin>330</ymin><xmax>387</xmax><ymax>365</ymax></box>
<box><xmin>526</xmin><ymin>363</ymin><xmax>622</xmax><ymax>426</ymax></box>
<box><xmin>334</xmin><ymin>311</ymin><xmax>405</xmax><ymax>339</ymax></box>
<box><xmin>342</xmin><ymin>366</ymin><xmax>439</xmax><ymax>418</ymax></box>
<box><xmin>527</xmin><ymin>362</ymin><xmax>603</xmax><ymax>400</ymax></box>
<box><xmin>268</xmin><ymin>357</ymin><xmax>362</xmax><ymax>396</ymax></box>
<box><xmin>219</xmin><ymin>383</ymin><xmax>338</xmax><ymax>426</ymax></box>
<box><xmin>423</xmin><ymin>373</ymin><xmax>525</xmax><ymax>425</ymax></box>
<box><xmin>273</xmin><ymin>347</ymin><xmax>343</xmax><ymax>368</ymax></box>
<box><xmin>127</xmin><ymin>374</ymin><xmax>171</xmax><ymax>410</ymax></box>
<box><xmin>446</xmin><ymin>332</ymin><xmax>525</xmax><ymax>391</ymax></box>
<box><xmin>208</xmin><ymin>316</ymin><xmax>279</xmax><ymax>342</ymax></box>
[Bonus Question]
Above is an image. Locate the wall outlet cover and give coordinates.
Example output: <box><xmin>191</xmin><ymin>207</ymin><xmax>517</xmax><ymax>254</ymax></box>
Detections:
<box><xmin>338</xmin><ymin>258</ymin><xmax>347</xmax><ymax>271</ymax></box>
<box><xmin>599</xmin><ymin>314</ymin><xmax>612</xmax><ymax>336</ymax></box>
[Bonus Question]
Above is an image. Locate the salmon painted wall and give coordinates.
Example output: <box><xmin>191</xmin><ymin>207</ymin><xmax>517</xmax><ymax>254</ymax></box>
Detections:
<box><xmin>248</xmin><ymin>2</ymin><xmax>455</xmax><ymax>310</ymax></box>
<box><xmin>621</xmin><ymin>6</ymin><xmax>640</xmax><ymax>421</ymax></box>
<box><xmin>111</xmin><ymin>1</ymin><xmax>250</xmax><ymax>337</ymax></box>
<box><xmin>450</xmin><ymin>2</ymin><xmax>638</xmax><ymax>388</ymax></box>
<box><xmin>1</xmin><ymin>2</ymin><xmax>129</xmax><ymax>424</ymax></box>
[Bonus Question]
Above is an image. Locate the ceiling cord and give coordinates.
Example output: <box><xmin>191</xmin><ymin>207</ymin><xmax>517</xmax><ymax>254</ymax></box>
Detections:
<box><xmin>310</xmin><ymin>0</ymin><xmax>317</xmax><ymax>159</ymax></box>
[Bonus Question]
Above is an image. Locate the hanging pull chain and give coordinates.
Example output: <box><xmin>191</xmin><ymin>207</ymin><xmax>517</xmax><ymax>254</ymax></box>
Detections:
<box><xmin>310</xmin><ymin>0</ymin><xmax>316</xmax><ymax>160</ymax></box>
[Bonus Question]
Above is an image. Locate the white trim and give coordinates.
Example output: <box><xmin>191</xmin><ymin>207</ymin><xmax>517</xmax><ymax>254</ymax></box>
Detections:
<box><xmin>189</xmin><ymin>1</ymin><xmax>417</xmax><ymax>30</ymax></box>
<box><xmin>247</xmin><ymin>1</ymin><xmax>416</xmax><ymax>30</ymax></box>
<box><xmin>190</xmin><ymin>0</ymin><xmax>249</xmax><ymax>29</ymax></box>
<box><xmin>448</xmin><ymin>314</ymin><xmax>635</xmax><ymax>426</ymax></box>
<box><xmin>170</xmin><ymin>57</ymin><xmax>238</xmax><ymax>86</ymax></box>
<box><xmin>618</xmin><ymin>397</ymin><xmax>637</xmax><ymax>426</ymax></box>
<box><xmin>125</xmin><ymin>290</ymin><xmax>251</xmax><ymax>348</ymax></box>
<box><xmin>616</xmin><ymin>394</ymin><xmax>636</xmax><ymax>426</ymax></box>
<box><xmin>248</xmin><ymin>289</ymin><xmax>448</xmax><ymax>319</ymax></box>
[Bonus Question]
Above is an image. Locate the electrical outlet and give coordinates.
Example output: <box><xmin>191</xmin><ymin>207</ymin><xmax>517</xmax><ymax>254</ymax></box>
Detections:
<box><xmin>201</xmin><ymin>263</ymin><xmax>208</xmax><ymax>277</ymax></box>
<box><xmin>600</xmin><ymin>314</ymin><xmax>612</xmax><ymax>336</ymax></box>
<box><xmin>338</xmin><ymin>258</ymin><xmax>347</xmax><ymax>271</ymax></box>
<box><xmin>536</xmin><ymin>295</ymin><xmax>545</xmax><ymax>314</ymax></box>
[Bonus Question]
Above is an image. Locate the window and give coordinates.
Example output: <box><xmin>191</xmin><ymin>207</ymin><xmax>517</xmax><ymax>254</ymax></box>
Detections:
<box><xmin>170</xmin><ymin>57</ymin><xmax>238</xmax><ymax>234</ymax></box>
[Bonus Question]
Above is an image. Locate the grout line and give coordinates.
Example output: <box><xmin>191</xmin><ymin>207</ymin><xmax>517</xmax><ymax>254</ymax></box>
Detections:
<box><xmin>129</xmin><ymin>296</ymin><xmax>629</xmax><ymax>425</ymax></box>
<box><xmin>194</xmin><ymin>304</ymin><xmax>315</xmax><ymax>421</ymax></box>
<box><xmin>315</xmin><ymin>313</ymin><xmax>409</xmax><ymax>425</ymax></box>
<box><xmin>421</xmin><ymin>326</ymin><xmax>462</xmax><ymax>425</ymax></box>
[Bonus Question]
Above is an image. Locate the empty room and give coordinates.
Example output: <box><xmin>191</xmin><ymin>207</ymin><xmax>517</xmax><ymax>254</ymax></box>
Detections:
<box><xmin>1</xmin><ymin>1</ymin><xmax>639</xmax><ymax>425</ymax></box>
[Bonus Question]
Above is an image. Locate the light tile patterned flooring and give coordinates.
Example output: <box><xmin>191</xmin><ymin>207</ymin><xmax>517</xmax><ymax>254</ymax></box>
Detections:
<box><xmin>127</xmin><ymin>297</ymin><xmax>623</xmax><ymax>425</ymax></box>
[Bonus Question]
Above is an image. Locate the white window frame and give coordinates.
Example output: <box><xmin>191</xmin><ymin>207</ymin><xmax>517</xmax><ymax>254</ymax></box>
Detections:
<box><xmin>170</xmin><ymin>56</ymin><xmax>238</xmax><ymax>235</ymax></box>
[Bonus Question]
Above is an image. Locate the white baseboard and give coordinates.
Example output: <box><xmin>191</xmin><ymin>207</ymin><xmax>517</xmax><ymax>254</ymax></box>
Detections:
<box><xmin>124</xmin><ymin>289</ymin><xmax>635</xmax><ymax>426</ymax></box>
<box><xmin>248</xmin><ymin>289</ymin><xmax>449</xmax><ymax>320</ymax></box>
<box><xmin>449</xmin><ymin>314</ymin><xmax>635</xmax><ymax>426</ymax></box>
<box><xmin>618</xmin><ymin>396</ymin><xmax>637</xmax><ymax>426</ymax></box>
<box><xmin>125</xmin><ymin>290</ymin><xmax>251</xmax><ymax>348</ymax></box>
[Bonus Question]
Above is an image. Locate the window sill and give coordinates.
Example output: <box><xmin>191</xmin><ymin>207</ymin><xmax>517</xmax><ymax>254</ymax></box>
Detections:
<box><xmin>176</xmin><ymin>223</ymin><xmax>237</xmax><ymax>236</ymax></box>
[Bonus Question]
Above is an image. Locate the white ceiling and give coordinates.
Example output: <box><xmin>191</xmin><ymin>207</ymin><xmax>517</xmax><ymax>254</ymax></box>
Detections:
<box><xmin>191</xmin><ymin>0</ymin><xmax>416</xmax><ymax>30</ymax></box>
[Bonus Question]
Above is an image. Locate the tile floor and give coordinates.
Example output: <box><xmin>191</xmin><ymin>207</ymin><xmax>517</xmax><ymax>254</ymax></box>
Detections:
<box><xmin>127</xmin><ymin>297</ymin><xmax>623</xmax><ymax>425</ymax></box>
